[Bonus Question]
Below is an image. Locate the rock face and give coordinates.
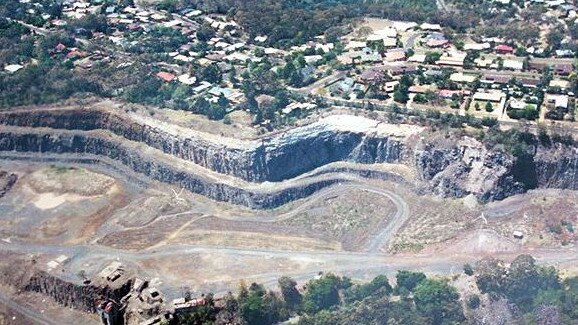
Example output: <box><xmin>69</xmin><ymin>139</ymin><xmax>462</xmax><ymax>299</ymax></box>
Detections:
<box><xmin>0</xmin><ymin>110</ymin><xmax>408</xmax><ymax>182</ymax></box>
<box><xmin>0</xmin><ymin>108</ymin><xmax>577</xmax><ymax>206</ymax></box>
<box><xmin>414</xmin><ymin>137</ymin><xmax>526</xmax><ymax>202</ymax></box>
<box><xmin>0</xmin><ymin>171</ymin><xmax>17</xmax><ymax>198</ymax></box>
<box><xmin>534</xmin><ymin>145</ymin><xmax>578</xmax><ymax>190</ymax></box>
<box><xmin>24</xmin><ymin>271</ymin><xmax>132</xmax><ymax>314</ymax></box>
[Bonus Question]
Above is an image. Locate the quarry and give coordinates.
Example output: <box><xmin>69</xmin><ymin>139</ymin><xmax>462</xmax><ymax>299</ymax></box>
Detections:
<box><xmin>0</xmin><ymin>100</ymin><xmax>578</xmax><ymax>324</ymax></box>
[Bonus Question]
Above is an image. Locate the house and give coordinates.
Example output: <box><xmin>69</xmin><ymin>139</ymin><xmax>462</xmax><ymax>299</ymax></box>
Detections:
<box><xmin>553</xmin><ymin>64</ymin><xmax>573</xmax><ymax>76</ymax></box>
<box><xmin>436</xmin><ymin>51</ymin><xmax>467</xmax><ymax>67</ymax></box>
<box><xmin>494</xmin><ymin>44</ymin><xmax>514</xmax><ymax>54</ymax></box>
<box><xmin>330</xmin><ymin>77</ymin><xmax>355</xmax><ymax>95</ymax></box>
<box><xmin>438</xmin><ymin>89</ymin><xmax>467</xmax><ymax>98</ymax></box>
<box><xmin>450</xmin><ymin>72</ymin><xmax>477</xmax><ymax>83</ymax></box>
<box><xmin>156</xmin><ymin>71</ymin><xmax>176</xmax><ymax>82</ymax></box>
<box><xmin>426</xmin><ymin>38</ymin><xmax>449</xmax><ymax>48</ymax></box>
<box><xmin>359</xmin><ymin>69</ymin><xmax>385</xmax><ymax>84</ymax></box>
<box><xmin>473</xmin><ymin>91</ymin><xmax>505</xmax><ymax>103</ymax></box>
<box><xmin>426</xmin><ymin>33</ymin><xmax>449</xmax><ymax>48</ymax></box>
<box><xmin>518</xmin><ymin>78</ymin><xmax>541</xmax><ymax>88</ymax></box>
<box><xmin>408</xmin><ymin>54</ymin><xmax>426</xmax><ymax>63</ymax></box>
<box><xmin>192</xmin><ymin>81</ymin><xmax>212</xmax><ymax>93</ymax></box>
<box><xmin>471</xmin><ymin>90</ymin><xmax>507</xmax><ymax>112</ymax></box>
<box><xmin>4</xmin><ymin>64</ymin><xmax>24</xmax><ymax>73</ymax></box>
<box><xmin>177</xmin><ymin>74</ymin><xmax>196</xmax><ymax>85</ymax></box>
<box><xmin>388</xmin><ymin>65</ymin><xmax>417</xmax><ymax>76</ymax></box>
<box><xmin>384</xmin><ymin>49</ymin><xmax>406</xmax><ymax>62</ymax></box>
<box><xmin>545</xmin><ymin>94</ymin><xmax>569</xmax><ymax>109</ymax></box>
<box><xmin>304</xmin><ymin>55</ymin><xmax>323</xmax><ymax>65</ymax></box>
<box><xmin>420</xmin><ymin>23</ymin><xmax>442</xmax><ymax>31</ymax></box>
<box><xmin>481</xmin><ymin>74</ymin><xmax>511</xmax><ymax>84</ymax></box>
<box><xmin>502</xmin><ymin>59</ymin><xmax>523</xmax><ymax>70</ymax></box>
<box><xmin>409</xmin><ymin>85</ymin><xmax>433</xmax><ymax>94</ymax></box>
<box><xmin>384</xmin><ymin>80</ymin><xmax>399</xmax><ymax>92</ymax></box>
<box><xmin>475</xmin><ymin>57</ymin><xmax>494</xmax><ymax>68</ymax></box>
<box><xmin>464</xmin><ymin>42</ymin><xmax>491</xmax><ymax>51</ymax></box>
<box><xmin>345</xmin><ymin>41</ymin><xmax>367</xmax><ymax>50</ymax></box>
<box><xmin>549</xmin><ymin>79</ymin><xmax>570</xmax><ymax>89</ymax></box>
<box><xmin>382</xmin><ymin>37</ymin><xmax>398</xmax><ymax>48</ymax></box>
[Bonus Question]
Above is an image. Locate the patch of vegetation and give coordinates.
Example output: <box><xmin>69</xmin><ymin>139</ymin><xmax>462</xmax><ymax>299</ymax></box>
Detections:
<box><xmin>175</xmin><ymin>255</ymin><xmax>578</xmax><ymax>325</ymax></box>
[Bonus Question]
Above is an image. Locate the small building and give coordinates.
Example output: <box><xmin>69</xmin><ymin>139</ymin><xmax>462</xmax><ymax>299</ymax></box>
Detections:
<box><xmin>502</xmin><ymin>59</ymin><xmax>523</xmax><ymax>70</ymax></box>
<box><xmin>383</xmin><ymin>48</ymin><xmax>406</xmax><ymax>62</ymax></box>
<box><xmin>420</xmin><ymin>23</ymin><xmax>442</xmax><ymax>31</ymax></box>
<box><xmin>518</xmin><ymin>78</ymin><xmax>540</xmax><ymax>88</ymax></box>
<box><xmin>549</xmin><ymin>79</ymin><xmax>570</xmax><ymax>89</ymax></box>
<box><xmin>426</xmin><ymin>38</ymin><xmax>449</xmax><ymax>48</ymax></box>
<box><xmin>359</xmin><ymin>69</ymin><xmax>385</xmax><ymax>84</ymax></box>
<box><xmin>156</xmin><ymin>71</ymin><xmax>176</xmax><ymax>82</ymax></box>
<box><xmin>481</xmin><ymin>74</ymin><xmax>511</xmax><ymax>85</ymax></box>
<box><xmin>407</xmin><ymin>54</ymin><xmax>426</xmax><ymax>63</ymax></box>
<box><xmin>450</xmin><ymin>72</ymin><xmax>477</xmax><ymax>83</ymax></box>
<box><xmin>494</xmin><ymin>44</ymin><xmax>514</xmax><ymax>54</ymax></box>
<box><xmin>553</xmin><ymin>64</ymin><xmax>573</xmax><ymax>76</ymax></box>
<box><xmin>436</xmin><ymin>52</ymin><xmax>467</xmax><ymax>67</ymax></box>
<box><xmin>4</xmin><ymin>64</ymin><xmax>24</xmax><ymax>73</ymax></box>
<box><xmin>545</xmin><ymin>94</ymin><xmax>569</xmax><ymax>109</ymax></box>
<box><xmin>464</xmin><ymin>42</ymin><xmax>491</xmax><ymax>51</ymax></box>
<box><xmin>388</xmin><ymin>65</ymin><xmax>417</xmax><ymax>76</ymax></box>
<box><xmin>384</xmin><ymin>80</ymin><xmax>399</xmax><ymax>93</ymax></box>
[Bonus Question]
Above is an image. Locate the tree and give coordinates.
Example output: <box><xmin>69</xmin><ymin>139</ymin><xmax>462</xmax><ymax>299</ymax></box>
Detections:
<box><xmin>393</xmin><ymin>88</ymin><xmax>409</xmax><ymax>104</ymax></box>
<box><xmin>414</xmin><ymin>279</ymin><xmax>465</xmax><ymax>325</ymax></box>
<box><xmin>217</xmin><ymin>93</ymin><xmax>229</xmax><ymax>109</ymax></box>
<box><xmin>468</xmin><ymin>295</ymin><xmax>481</xmax><ymax>309</ymax></box>
<box><xmin>197</xmin><ymin>23</ymin><xmax>215</xmax><ymax>42</ymax></box>
<box><xmin>464</xmin><ymin>263</ymin><xmax>474</xmax><ymax>276</ymax></box>
<box><xmin>425</xmin><ymin>51</ymin><xmax>442</xmax><ymax>64</ymax></box>
<box><xmin>344</xmin><ymin>275</ymin><xmax>392</xmax><ymax>303</ymax></box>
<box><xmin>302</xmin><ymin>274</ymin><xmax>350</xmax><ymax>314</ymax></box>
<box><xmin>278</xmin><ymin>276</ymin><xmax>302</xmax><ymax>311</ymax></box>
<box><xmin>485</xmin><ymin>102</ymin><xmax>493</xmax><ymax>112</ymax></box>
<box><xmin>475</xmin><ymin>257</ymin><xmax>507</xmax><ymax>294</ymax></box>
<box><xmin>395</xmin><ymin>271</ymin><xmax>426</xmax><ymax>293</ymax></box>
<box><xmin>197</xmin><ymin>64</ymin><xmax>222</xmax><ymax>84</ymax></box>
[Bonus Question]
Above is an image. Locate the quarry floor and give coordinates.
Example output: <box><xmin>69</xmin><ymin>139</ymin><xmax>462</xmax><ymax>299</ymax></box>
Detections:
<box><xmin>0</xmin><ymin>157</ymin><xmax>577</xmax><ymax>324</ymax></box>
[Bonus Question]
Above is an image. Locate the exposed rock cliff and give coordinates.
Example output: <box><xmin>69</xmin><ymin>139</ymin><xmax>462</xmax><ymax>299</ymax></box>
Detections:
<box><xmin>0</xmin><ymin>108</ymin><xmax>577</xmax><ymax>206</ymax></box>
<box><xmin>0</xmin><ymin>110</ymin><xmax>412</xmax><ymax>182</ymax></box>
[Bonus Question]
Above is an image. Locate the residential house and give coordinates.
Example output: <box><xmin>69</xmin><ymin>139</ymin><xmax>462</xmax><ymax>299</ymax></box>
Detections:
<box><xmin>494</xmin><ymin>44</ymin><xmax>514</xmax><ymax>54</ymax></box>
<box><xmin>436</xmin><ymin>51</ymin><xmax>467</xmax><ymax>67</ymax></box>
<box><xmin>384</xmin><ymin>49</ymin><xmax>406</xmax><ymax>62</ymax></box>
<box><xmin>450</xmin><ymin>72</ymin><xmax>477</xmax><ymax>83</ymax></box>
<box><xmin>464</xmin><ymin>42</ymin><xmax>491</xmax><ymax>51</ymax></box>
<box><xmin>384</xmin><ymin>80</ymin><xmax>399</xmax><ymax>93</ymax></box>
<box><xmin>502</xmin><ymin>59</ymin><xmax>524</xmax><ymax>70</ymax></box>
<box><xmin>359</xmin><ymin>69</ymin><xmax>385</xmax><ymax>84</ymax></box>
<box><xmin>388</xmin><ymin>65</ymin><xmax>418</xmax><ymax>76</ymax></box>
<box><xmin>157</xmin><ymin>71</ymin><xmax>176</xmax><ymax>82</ymax></box>
<box><xmin>481</xmin><ymin>74</ymin><xmax>511</xmax><ymax>85</ymax></box>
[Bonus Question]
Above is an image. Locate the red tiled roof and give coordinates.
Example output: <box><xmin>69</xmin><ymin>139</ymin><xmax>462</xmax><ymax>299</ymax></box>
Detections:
<box><xmin>156</xmin><ymin>71</ymin><xmax>176</xmax><ymax>82</ymax></box>
<box><xmin>495</xmin><ymin>44</ymin><xmax>514</xmax><ymax>52</ymax></box>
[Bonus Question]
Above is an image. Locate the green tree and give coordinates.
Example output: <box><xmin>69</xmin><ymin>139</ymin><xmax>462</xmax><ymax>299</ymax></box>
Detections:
<box><xmin>302</xmin><ymin>274</ymin><xmax>351</xmax><ymax>314</ymax></box>
<box><xmin>414</xmin><ymin>279</ymin><xmax>465</xmax><ymax>325</ymax></box>
<box><xmin>395</xmin><ymin>270</ymin><xmax>426</xmax><ymax>293</ymax></box>
<box><xmin>344</xmin><ymin>274</ymin><xmax>392</xmax><ymax>303</ymax></box>
<box><xmin>278</xmin><ymin>276</ymin><xmax>302</xmax><ymax>311</ymax></box>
